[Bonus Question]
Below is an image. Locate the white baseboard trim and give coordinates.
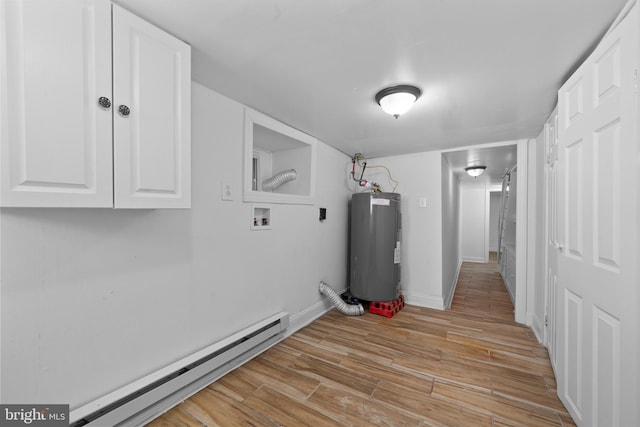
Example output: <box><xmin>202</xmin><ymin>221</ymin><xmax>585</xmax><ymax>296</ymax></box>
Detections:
<box><xmin>501</xmin><ymin>271</ymin><xmax>516</xmax><ymax>306</ymax></box>
<box><xmin>289</xmin><ymin>298</ymin><xmax>334</xmax><ymax>336</ymax></box>
<box><xmin>403</xmin><ymin>292</ymin><xmax>444</xmax><ymax>310</ymax></box>
<box><xmin>462</xmin><ymin>256</ymin><xmax>485</xmax><ymax>263</ymax></box>
<box><xmin>444</xmin><ymin>258</ymin><xmax>463</xmax><ymax>309</ymax></box>
<box><xmin>528</xmin><ymin>313</ymin><xmax>544</xmax><ymax>344</ymax></box>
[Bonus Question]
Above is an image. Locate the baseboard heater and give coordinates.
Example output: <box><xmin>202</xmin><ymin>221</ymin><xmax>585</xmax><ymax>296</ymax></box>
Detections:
<box><xmin>69</xmin><ymin>312</ymin><xmax>289</xmax><ymax>427</ymax></box>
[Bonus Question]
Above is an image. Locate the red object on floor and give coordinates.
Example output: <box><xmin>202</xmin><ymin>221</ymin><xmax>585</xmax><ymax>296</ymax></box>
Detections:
<box><xmin>369</xmin><ymin>295</ymin><xmax>405</xmax><ymax>318</ymax></box>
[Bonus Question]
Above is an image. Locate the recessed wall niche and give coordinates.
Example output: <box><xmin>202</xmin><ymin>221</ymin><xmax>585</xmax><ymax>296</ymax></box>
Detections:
<box><xmin>251</xmin><ymin>205</ymin><xmax>271</xmax><ymax>230</ymax></box>
<box><xmin>243</xmin><ymin>109</ymin><xmax>317</xmax><ymax>204</ymax></box>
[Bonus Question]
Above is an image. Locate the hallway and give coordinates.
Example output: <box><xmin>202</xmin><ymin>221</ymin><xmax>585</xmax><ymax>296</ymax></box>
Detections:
<box><xmin>451</xmin><ymin>252</ymin><xmax>519</xmax><ymax>321</ymax></box>
<box><xmin>149</xmin><ymin>259</ymin><xmax>573</xmax><ymax>426</ymax></box>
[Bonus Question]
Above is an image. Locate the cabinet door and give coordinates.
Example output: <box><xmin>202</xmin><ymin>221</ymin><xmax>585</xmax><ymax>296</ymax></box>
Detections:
<box><xmin>0</xmin><ymin>0</ymin><xmax>113</xmax><ymax>207</ymax></box>
<box><xmin>112</xmin><ymin>5</ymin><xmax>191</xmax><ymax>209</ymax></box>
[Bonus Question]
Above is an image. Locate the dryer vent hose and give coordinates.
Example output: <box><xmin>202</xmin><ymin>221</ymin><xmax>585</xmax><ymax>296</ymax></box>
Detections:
<box><xmin>318</xmin><ymin>281</ymin><xmax>364</xmax><ymax>316</ymax></box>
<box><xmin>262</xmin><ymin>169</ymin><xmax>297</xmax><ymax>191</ymax></box>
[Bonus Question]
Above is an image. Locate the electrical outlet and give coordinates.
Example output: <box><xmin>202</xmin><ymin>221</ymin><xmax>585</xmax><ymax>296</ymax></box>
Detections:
<box><xmin>418</xmin><ymin>197</ymin><xmax>427</xmax><ymax>208</ymax></box>
<box><xmin>221</xmin><ymin>180</ymin><xmax>232</xmax><ymax>201</ymax></box>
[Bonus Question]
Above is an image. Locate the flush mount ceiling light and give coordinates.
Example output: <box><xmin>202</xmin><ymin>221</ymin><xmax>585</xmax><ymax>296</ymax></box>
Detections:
<box><xmin>465</xmin><ymin>166</ymin><xmax>487</xmax><ymax>177</ymax></box>
<box><xmin>375</xmin><ymin>85</ymin><xmax>421</xmax><ymax>119</ymax></box>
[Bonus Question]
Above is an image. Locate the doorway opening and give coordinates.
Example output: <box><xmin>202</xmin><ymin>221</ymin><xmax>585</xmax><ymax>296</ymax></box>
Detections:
<box><xmin>441</xmin><ymin>141</ymin><xmax>527</xmax><ymax>323</ymax></box>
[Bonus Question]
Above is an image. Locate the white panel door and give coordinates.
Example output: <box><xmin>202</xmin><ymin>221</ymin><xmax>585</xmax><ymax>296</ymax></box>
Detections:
<box><xmin>544</xmin><ymin>110</ymin><xmax>558</xmax><ymax>369</ymax></box>
<box><xmin>0</xmin><ymin>0</ymin><xmax>113</xmax><ymax>207</ymax></box>
<box><xmin>557</xmin><ymin>8</ymin><xmax>639</xmax><ymax>426</ymax></box>
<box><xmin>112</xmin><ymin>4</ymin><xmax>191</xmax><ymax>209</ymax></box>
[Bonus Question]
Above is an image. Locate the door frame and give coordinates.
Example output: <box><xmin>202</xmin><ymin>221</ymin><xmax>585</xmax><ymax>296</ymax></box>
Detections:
<box><xmin>484</xmin><ymin>187</ymin><xmax>503</xmax><ymax>263</ymax></box>
<box><xmin>512</xmin><ymin>140</ymin><xmax>528</xmax><ymax>324</ymax></box>
<box><xmin>441</xmin><ymin>139</ymin><xmax>528</xmax><ymax>324</ymax></box>
<box><xmin>541</xmin><ymin>110</ymin><xmax>558</xmax><ymax>362</ymax></box>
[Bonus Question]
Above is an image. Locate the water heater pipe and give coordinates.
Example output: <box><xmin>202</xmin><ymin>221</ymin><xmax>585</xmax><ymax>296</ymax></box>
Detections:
<box><xmin>262</xmin><ymin>169</ymin><xmax>297</xmax><ymax>191</ymax></box>
<box><xmin>318</xmin><ymin>281</ymin><xmax>364</xmax><ymax>316</ymax></box>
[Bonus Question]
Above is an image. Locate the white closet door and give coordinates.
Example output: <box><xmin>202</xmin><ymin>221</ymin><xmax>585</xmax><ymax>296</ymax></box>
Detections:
<box><xmin>112</xmin><ymin>4</ymin><xmax>191</xmax><ymax>209</ymax></box>
<box><xmin>0</xmin><ymin>0</ymin><xmax>113</xmax><ymax>207</ymax></box>
<box><xmin>557</xmin><ymin>7</ymin><xmax>639</xmax><ymax>426</ymax></box>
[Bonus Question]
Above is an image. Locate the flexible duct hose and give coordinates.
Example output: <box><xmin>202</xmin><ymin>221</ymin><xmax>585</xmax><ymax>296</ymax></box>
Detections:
<box><xmin>262</xmin><ymin>169</ymin><xmax>297</xmax><ymax>191</ymax></box>
<box><xmin>318</xmin><ymin>281</ymin><xmax>364</xmax><ymax>316</ymax></box>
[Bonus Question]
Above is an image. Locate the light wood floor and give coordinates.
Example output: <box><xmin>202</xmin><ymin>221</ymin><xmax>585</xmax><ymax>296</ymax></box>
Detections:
<box><xmin>148</xmin><ymin>256</ymin><xmax>574</xmax><ymax>426</ymax></box>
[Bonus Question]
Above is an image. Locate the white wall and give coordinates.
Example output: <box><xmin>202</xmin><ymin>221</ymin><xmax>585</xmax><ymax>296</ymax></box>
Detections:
<box><xmin>489</xmin><ymin>191</ymin><xmax>502</xmax><ymax>251</ymax></box>
<box><xmin>355</xmin><ymin>152</ymin><xmax>444</xmax><ymax>309</ymax></box>
<box><xmin>529</xmin><ymin>131</ymin><xmax>546</xmax><ymax>340</ymax></box>
<box><xmin>460</xmin><ymin>183</ymin><xmax>487</xmax><ymax>263</ymax></box>
<box><xmin>441</xmin><ymin>156</ymin><xmax>461</xmax><ymax>308</ymax></box>
<box><xmin>0</xmin><ymin>82</ymin><xmax>352</xmax><ymax>408</ymax></box>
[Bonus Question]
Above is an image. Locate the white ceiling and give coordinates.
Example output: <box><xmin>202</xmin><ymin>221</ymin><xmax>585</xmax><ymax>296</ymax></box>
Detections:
<box><xmin>116</xmin><ymin>0</ymin><xmax>627</xmax><ymax>164</ymax></box>
<box><xmin>442</xmin><ymin>143</ymin><xmax>517</xmax><ymax>186</ymax></box>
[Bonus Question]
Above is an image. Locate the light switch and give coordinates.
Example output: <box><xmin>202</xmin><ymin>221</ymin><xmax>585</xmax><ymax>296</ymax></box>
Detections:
<box><xmin>418</xmin><ymin>197</ymin><xmax>427</xmax><ymax>208</ymax></box>
<box><xmin>221</xmin><ymin>180</ymin><xmax>233</xmax><ymax>201</ymax></box>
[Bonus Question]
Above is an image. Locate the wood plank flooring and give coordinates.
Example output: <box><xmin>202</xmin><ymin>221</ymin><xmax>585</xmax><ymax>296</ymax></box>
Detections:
<box><xmin>148</xmin><ymin>256</ymin><xmax>574</xmax><ymax>426</ymax></box>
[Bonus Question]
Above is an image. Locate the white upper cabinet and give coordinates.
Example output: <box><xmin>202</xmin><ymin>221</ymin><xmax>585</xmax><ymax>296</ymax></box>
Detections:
<box><xmin>0</xmin><ymin>0</ymin><xmax>191</xmax><ymax>208</ymax></box>
<box><xmin>112</xmin><ymin>5</ymin><xmax>190</xmax><ymax>208</ymax></box>
<box><xmin>0</xmin><ymin>0</ymin><xmax>113</xmax><ymax>207</ymax></box>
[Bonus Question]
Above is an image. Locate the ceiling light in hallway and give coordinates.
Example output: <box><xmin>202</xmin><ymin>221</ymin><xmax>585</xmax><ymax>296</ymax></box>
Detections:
<box><xmin>465</xmin><ymin>165</ymin><xmax>487</xmax><ymax>177</ymax></box>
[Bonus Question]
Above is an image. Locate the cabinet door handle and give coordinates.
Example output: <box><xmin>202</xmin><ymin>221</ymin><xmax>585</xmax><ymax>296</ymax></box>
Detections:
<box><xmin>118</xmin><ymin>105</ymin><xmax>131</xmax><ymax>117</ymax></box>
<box><xmin>98</xmin><ymin>97</ymin><xmax>111</xmax><ymax>109</ymax></box>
